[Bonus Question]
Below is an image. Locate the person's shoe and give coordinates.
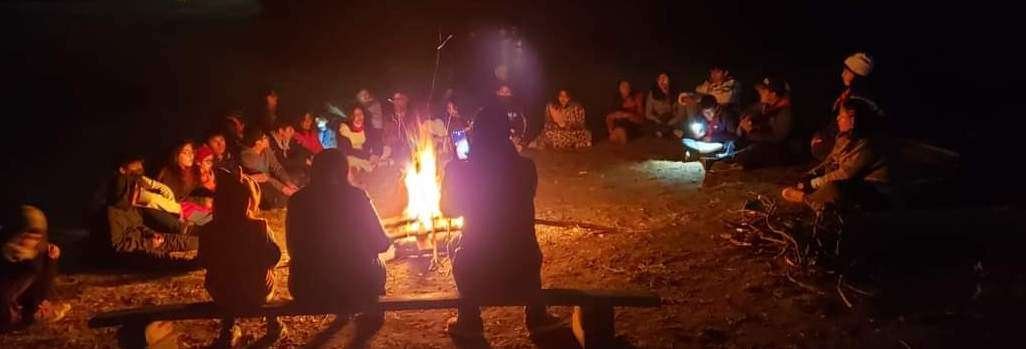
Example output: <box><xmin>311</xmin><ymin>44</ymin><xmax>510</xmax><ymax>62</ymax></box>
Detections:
<box><xmin>445</xmin><ymin>316</ymin><xmax>485</xmax><ymax>340</ymax></box>
<box><xmin>781</xmin><ymin>187</ymin><xmax>806</xmax><ymax>204</ymax></box>
<box><xmin>34</xmin><ymin>301</ymin><xmax>70</xmax><ymax>323</ymax></box>
<box><xmin>526</xmin><ymin>313</ymin><xmax>568</xmax><ymax>337</ymax></box>
<box><xmin>354</xmin><ymin>311</ymin><xmax>385</xmax><ymax>336</ymax></box>
<box><xmin>214</xmin><ymin>324</ymin><xmax>242</xmax><ymax>348</ymax></box>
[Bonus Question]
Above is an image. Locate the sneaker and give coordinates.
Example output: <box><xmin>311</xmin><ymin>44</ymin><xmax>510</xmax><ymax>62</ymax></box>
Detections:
<box><xmin>445</xmin><ymin>316</ymin><xmax>485</xmax><ymax>340</ymax></box>
<box><xmin>34</xmin><ymin>301</ymin><xmax>70</xmax><ymax>323</ymax></box>
<box><xmin>781</xmin><ymin>187</ymin><xmax>806</xmax><ymax>204</ymax></box>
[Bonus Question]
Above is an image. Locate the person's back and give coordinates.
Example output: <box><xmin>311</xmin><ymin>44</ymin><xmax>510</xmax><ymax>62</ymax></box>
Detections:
<box><xmin>200</xmin><ymin>218</ymin><xmax>278</xmax><ymax>308</ymax></box>
<box><xmin>286</xmin><ymin>150</ymin><xmax>390</xmax><ymax>308</ymax></box>
<box><xmin>440</xmin><ymin>103</ymin><xmax>562</xmax><ymax>339</ymax></box>
<box><xmin>199</xmin><ymin>170</ymin><xmax>283</xmax><ymax>345</ymax></box>
<box><xmin>442</xmin><ymin>155</ymin><xmax>539</xmax><ymax>271</ymax></box>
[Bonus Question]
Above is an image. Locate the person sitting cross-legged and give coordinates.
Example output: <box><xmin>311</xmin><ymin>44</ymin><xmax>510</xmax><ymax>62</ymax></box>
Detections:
<box><xmin>682</xmin><ymin>95</ymin><xmax>738</xmax><ymax>162</ymax></box>
<box><xmin>782</xmin><ymin>97</ymin><xmax>894</xmax><ymax>212</ymax></box>
<box><xmin>199</xmin><ymin>169</ymin><xmax>285</xmax><ymax>347</ymax></box>
<box><xmin>240</xmin><ymin>127</ymin><xmax>299</xmax><ymax>210</ymax></box>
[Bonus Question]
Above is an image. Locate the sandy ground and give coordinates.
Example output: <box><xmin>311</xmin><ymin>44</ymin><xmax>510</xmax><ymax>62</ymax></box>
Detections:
<box><xmin>2</xmin><ymin>138</ymin><xmax>1023</xmax><ymax>349</ymax></box>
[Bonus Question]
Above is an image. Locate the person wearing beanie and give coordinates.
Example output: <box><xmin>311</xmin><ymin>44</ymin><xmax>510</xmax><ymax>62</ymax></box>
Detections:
<box><xmin>440</xmin><ymin>103</ymin><xmax>565</xmax><ymax>340</ymax></box>
<box><xmin>1</xmin><ymin>205</ymin><xmax>70</xmax><ymax>330</ymax></box>
<box><xmin>812</xmin><ymin>52</ymin><xmax>885</xmax><ymax>160</ymax></box>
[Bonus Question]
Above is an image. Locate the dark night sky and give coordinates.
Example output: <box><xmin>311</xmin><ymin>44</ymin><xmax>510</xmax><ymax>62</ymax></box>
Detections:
<box><xmin>1</xmin><ymin>0</ymin><xmax>1020</xmax><ymax>226</ymax></box>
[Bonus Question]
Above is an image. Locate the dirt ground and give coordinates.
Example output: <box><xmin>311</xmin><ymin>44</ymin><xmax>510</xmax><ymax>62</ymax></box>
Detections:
<box><xmin>2</xmin><ymin>138</ymin><xmax>1023</xmax><ymax>349</ymax></box>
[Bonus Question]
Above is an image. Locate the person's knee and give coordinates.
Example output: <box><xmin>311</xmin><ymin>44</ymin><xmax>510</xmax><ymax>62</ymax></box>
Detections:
<box><xmin>806</xmin><ymin>181</ymin><xmax>844</xmax><ymax>211</ymax></box>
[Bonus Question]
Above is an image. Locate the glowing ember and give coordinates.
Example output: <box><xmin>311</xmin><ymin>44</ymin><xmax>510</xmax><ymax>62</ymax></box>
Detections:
<box><xmin>402</xmin><ymin>123</ymin><xmax>463</xmax><ymax>233</ymax></box>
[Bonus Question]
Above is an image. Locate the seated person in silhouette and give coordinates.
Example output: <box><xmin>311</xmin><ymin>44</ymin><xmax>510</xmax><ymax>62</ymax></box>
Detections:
<box><xmin>441</xmin><ymin>103</ymin><xmax>564</xmax><ymax>340</ymax></box>
<box><xmin>286</xmin><ymin>149</ymin><xmax>390</xmax><ymax>334</ymax></box>
<box><xmin>199</xmin><ymin>170</ymin><xmax>284</xmax><ymax>346</ymax></box>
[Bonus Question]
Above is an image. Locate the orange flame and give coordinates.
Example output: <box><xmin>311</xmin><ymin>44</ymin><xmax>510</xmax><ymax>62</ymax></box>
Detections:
<box><xmin>403</xmin><ymin>123</ymin><xmax>462</xmax><ymax>233</ymax></box>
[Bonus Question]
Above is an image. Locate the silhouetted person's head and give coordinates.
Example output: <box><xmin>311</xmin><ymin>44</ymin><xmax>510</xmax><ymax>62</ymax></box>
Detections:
<box><xmin>470</xmin><ymin>103</ymin><xmax>517</xmax><ymax>159</ymax></box>
<box><xmin>310</xmin><ymin>149</ymin><xmax>350</xmax><ymax>187</ymax></box>
<box><xmin>215</xmin><ymin>170</ymin><xmax>261</xmax><ymax>221</ymax></box>
<box><xmin>116</xmin><ymin>154</ymin><xmax>145</xmax><ymax>176</ymax></box>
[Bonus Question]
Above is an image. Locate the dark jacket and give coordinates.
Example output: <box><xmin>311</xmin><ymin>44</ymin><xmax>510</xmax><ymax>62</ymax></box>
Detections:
<box><xmin>741</xmin><ymin>98</ymin><xmax>793</xmax><ymax>143</ymax></box>
<box><xmin>286</xmin><ymin>183</ymin><xmax>390</xmax><ymax>306</ymax></box>
<box><xmin>441</xmin><ymin>152</ymin><xmax>542</xmax><ymax>297</ymax></box>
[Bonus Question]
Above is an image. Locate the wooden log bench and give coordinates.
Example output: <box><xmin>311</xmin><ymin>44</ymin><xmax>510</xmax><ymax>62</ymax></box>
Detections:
<box><xmin>89</xmin><ymin>288</ymin><xmax>661</xmax><ymax>349</ymax></box>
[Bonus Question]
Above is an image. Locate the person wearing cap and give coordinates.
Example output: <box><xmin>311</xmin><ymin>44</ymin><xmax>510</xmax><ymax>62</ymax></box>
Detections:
<box><xmin>695</xmin><ymin>65</ymin><xmax>742</xmax><ymax>109</ymax></box>
<box><xmin>1</xmin><ymin>205</ymin><xmax>70</xmax><ymax>330</ymax></box>
<box><xmin>199</xmin><ymin>170</ymin><xmax>285</xmax><ymax>346</ymax></box>
<box><xmin>440</xmin><ymin>102</ymin><xmax>565</xmax><ymax>340</ymax></box>
<box><xmin>783</xmin><ymin>97</ymin><xmax>894</xmax><ymax>212</ymax></box>
<box><xmin>734</xmin><ymin>76</ymin><xmax>795</xmax><ymax>169</ymax></box>
<box><xmin>811</xmin><ymin>52</ymin><xmax>882</xmax><ymax>160</ymax></box>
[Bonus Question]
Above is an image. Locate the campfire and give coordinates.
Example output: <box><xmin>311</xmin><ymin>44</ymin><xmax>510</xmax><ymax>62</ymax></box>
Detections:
<box><xmin>382</xmin><ymin>121</ymin><xmax>463</xmax><ymax>263</ymax></box>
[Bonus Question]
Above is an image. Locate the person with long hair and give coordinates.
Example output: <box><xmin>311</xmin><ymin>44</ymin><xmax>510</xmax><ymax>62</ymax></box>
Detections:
<box><xmin>440</xmin><ymin>103</ymin><xmax>564</xmax><ymax>340</ymax></box>
<box><xmin>811</xmin><ymin>53</ymin><xmax>881</xmax><ymax>160</ymax></box>
<box><xmin>292</xmin><ymin>111</ymin><xmax>324</xmax><ymax>155</ymax></box>
<box><xmin>605</xmin><ymin>80</ymin><xmax>645</xmax><ymax>144</ymax></box>
<box><xmin>199</xmin><ymin>170</ymin><xmax>284</xmax><ymax>346</ymax></box>
<box><xmin>157</xmin><ymin>141</ymin><xmax>197</xmax><ymax>202</ymax></box>
<box><xmin>783</xmin><ymin>97</ymin><xmax>893</xmax><ymax>211</ymax></box>
<box><xmin>286</xmin><ymin>149</ymin><xmax>390</xmax><ymax>342</ymax></box>
<box><xmin>339</xmin><ymin>105</ymin><xmax>386</xmax><ymax>173</ymax></box>
<box><xmin>157</xmin><ymin>141</ymin><xmax>212</xmax><ymax>226</ymax></box>
<box><xmin>539</xmin><ymin>89</ymin><xmax>591</xmax><ymax>150</ymax></box>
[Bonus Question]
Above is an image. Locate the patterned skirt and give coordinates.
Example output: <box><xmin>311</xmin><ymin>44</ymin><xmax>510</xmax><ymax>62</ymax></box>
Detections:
<box><xmin>541</xmin><ymin>124</ymin><xmax>592</xmax><ymax>150</ymax></box>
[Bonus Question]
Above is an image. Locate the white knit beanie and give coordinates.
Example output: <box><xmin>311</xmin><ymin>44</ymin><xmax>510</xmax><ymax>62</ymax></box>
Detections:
<box><xmin>844</xmin><ymin>53</ymin><xmax>874</xmax><ymax>77</ymax></box>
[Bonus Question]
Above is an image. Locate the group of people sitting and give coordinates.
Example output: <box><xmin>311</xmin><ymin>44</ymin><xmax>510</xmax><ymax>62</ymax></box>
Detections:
<box><xmin>3</xmin><ymin>98</ymin><xmax>565</xmax><ymax>347</ymax></box>
<box><xmin>3</xmin><ymin>52</ymin><xmax>891</xmax><ymax>342</ymax></box>
<box><xmin>604</xmin><ymin>53</ymin><xmax>891</xmax><ymax>212</ymax></box>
